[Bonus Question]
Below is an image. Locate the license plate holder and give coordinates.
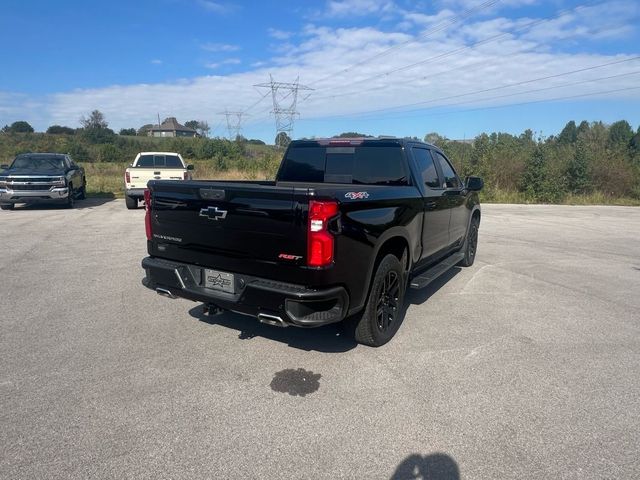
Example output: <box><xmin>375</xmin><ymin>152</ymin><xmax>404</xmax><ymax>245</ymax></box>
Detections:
<box><xmin>204</xmin><ymin>269</ymin><xmax>235</xmax><ymax>294</ymax></box>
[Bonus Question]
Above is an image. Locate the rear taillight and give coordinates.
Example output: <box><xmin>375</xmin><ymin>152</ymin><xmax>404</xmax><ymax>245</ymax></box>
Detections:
<box><xmin>183</xmin><ymin>171</ymin><xmax>188</xmax><ymax>180</ymax></box>
<box><xmin>144</xmin><ymin>189</ymin><xmax>152</xmax><ymax>241</ymax></box>
<box><xmin>125</xmin><ymin>170</ymin><xmax>130</xmax><ymax>183</ymax></box>
<box><xmin>307</xmin><ymin>200</ymin><xmax>339</xmax><ymax>267</ymax></box>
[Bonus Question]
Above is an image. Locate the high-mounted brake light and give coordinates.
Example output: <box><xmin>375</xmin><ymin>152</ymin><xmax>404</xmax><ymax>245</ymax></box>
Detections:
<box><xmin>317</xmin><ymin>138</ymin><xmax>365</xmax><ymax>146</ymax></box>
<box><xmin>125</xmin><ymin>170</ymin><xmax>131</xmax><ymax>183</ymax></box>
<box><xmin>307</xmin><ymin>200</ymin><xmax>339</xmax><ymax>267</ymax></box>
<box><xmin>144</xmin><ymin>189</ymin><xmax>152</xmax><ymax>241</ymax></box>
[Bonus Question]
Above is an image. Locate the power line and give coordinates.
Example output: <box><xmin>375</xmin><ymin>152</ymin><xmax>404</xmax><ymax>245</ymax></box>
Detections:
<box><xmin>322</xmin><ymin>71</ymin><xmax>640</xmax><ymax>122</ymax></box>
<box><xmin>311</xmin><ymin>0</ymin><xmax>600</xmax><ymax>94</ymax></box>
<box><xmin>310</xmin><ymin>22</ymin><xmax>630</xmax><ymax>103</ymax></box>
<box><xmin>308</xmin><ymin>0</ymin><xmax>501</xmax><ymax>87</ymax></box>
<box><xmin>321</xmin><ymin>56</ymin><xmax>640</xmax><ymax>118</ymax></box>
<box><xmin>382</xmin><ymin>85</ymin><xmax>640</xmax><ymax>121</ymax></box>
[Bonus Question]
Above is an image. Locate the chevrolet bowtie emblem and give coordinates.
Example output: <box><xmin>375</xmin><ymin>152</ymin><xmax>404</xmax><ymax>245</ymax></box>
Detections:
<box><xmin>199</xmin><ymin>206</ymin><xmax>228</xmax><ymax>220</ymax></box>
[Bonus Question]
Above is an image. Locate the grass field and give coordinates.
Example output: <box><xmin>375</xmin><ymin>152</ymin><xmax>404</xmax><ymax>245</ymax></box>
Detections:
<box><xmin>82</xmin><ymin>161</ymin><xmax>640</xmax><ymax>206</ymax></box>
<box><xmin>82</xmin><ymin>161</ymin><xmax>272</xmax><ymax>198</ymax></box>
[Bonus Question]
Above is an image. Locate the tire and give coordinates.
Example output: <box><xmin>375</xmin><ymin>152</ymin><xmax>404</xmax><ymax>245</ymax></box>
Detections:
<box><xmin>78</xmin><ymin>183</ymin><xmax>86</xmax><ymax>200</ymax></box>
<box><xmin>458</xmin><ymin>216</ymin><xmax>479</xmax><ymax>267</ymax></box>
<box><xmin>1</xmin><ymin>204</ymin><xmax>14</xmax><ymax>210</ymax></box>
<box><xmin>65</xmin><ymin>184</ymin><xmax>75</xmax><ymax>209</ymax></box>
<box><xmin>346</xmin><ymin>254</ymin><xmax>406</xmax><ymax>347</ymax></box>
<box><xmin>125</xmin><ymin>195</ymin><xmax>138</xmax><ymax>210</ymax></box>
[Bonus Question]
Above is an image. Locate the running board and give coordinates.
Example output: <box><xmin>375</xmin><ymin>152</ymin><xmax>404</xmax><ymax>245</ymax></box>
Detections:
<box><xmin>409</xmin><ymin>252</ymin><xmax>465</xmax><ymax>289</ymax></box>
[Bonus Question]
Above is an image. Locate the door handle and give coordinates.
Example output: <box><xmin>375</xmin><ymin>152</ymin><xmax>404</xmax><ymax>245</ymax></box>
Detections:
<box><xmin>425</xmin><ymin>201</ymin><xmax>437</xmax><ymax>210</ymax></box>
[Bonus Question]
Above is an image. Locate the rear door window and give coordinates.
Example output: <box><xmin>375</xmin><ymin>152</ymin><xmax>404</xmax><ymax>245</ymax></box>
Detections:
<box><xmin>433</xmin><ymin>151</ymin><xmax>461</xmax><ymax>189</ymax></box>
<box><xmin>412</xmin><ymin>147</ymin><xmax>440</xmax><ymax>189</ymax></box>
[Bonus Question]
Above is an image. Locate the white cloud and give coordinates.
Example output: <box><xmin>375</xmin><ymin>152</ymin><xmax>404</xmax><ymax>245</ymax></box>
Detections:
<box><xmin>196</xmin><ymin>0</ymin><xmax>235</xmax><ymax>14</ymax></box>
<box><xmin>268</xmin><ymin>28</ymin><xmax>293</xmax><ymax>40</ymax></box>
<box><xmin>150</xmin><ymin>59</ymin><xmax>163</xmax><ymax>65</ymax></box>
<box><xmin>200</xmin><ymin>42</ymin><xmax>240</xmax><ymax>52</ymax></box>
<box><xmin>3</xmin><ymin>1</ymin><xmax>639</xmax><ymax>135</ymax></box>
<box><xmin>323</xmin><ymin>0</ymin><xmax>396</xmax><ymax>18</ymax></box>
<box><xmin>204</xmin><ymin>58</ymin><xmax>241</xmax><ymax>69</ymax></box>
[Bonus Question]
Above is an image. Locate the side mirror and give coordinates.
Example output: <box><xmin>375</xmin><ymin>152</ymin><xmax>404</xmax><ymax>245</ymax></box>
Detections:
<box><xmin>187</xmin><ymin>164</ymin><xmax>194</xmax><ymax>171</ymax></box>
<box><xmin>1</xmin><ymin>164</ymin><xmax>8</xmax><ymax>169</ymax></box>
<box><xmin>466</xmin><ymin>176</ymin><xmax>484</xmax><ymax>191</ymax></box>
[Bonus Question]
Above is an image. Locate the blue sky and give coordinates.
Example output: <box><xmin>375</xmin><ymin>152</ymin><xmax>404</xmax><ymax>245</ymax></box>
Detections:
<box><xmin>1</xmin><ymin>0</ymin><xmax>639</xmax><ymax>142</ymax></box>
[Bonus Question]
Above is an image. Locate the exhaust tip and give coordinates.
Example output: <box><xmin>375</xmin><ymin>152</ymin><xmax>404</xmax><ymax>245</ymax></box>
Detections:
<box><xmin>156</xmin><ymin>287</ymin><xmax>177</xmax><ymax>299</ymax></box>
<box><xmin>258</xmin><ymin>313</ymin><xmax>287</xmax><ymax>328</ymax></box>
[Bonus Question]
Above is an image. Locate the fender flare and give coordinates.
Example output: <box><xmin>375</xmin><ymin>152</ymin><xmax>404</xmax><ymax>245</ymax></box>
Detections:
<box><xmin>354</xmin><ymin>227</ymin><xmax>412</xmax><ymax>313</ymax></box>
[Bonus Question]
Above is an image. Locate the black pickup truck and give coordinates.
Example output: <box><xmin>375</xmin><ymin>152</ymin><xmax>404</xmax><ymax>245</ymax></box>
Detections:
<box><xmin>142</xmin><ymin>138</ymin><xmax>483</xmax><ymax>346</ymax></box>
<box><xmin>0</xmin><ymin>153</ymin><xmax>86</xmax><ymax>210</ymax></box>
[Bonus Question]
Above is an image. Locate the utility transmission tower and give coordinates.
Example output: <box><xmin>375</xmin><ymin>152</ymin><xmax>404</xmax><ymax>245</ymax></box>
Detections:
<box><xmin>254</xmin><ymin>75</ymin><xmax>313</xmax><ymax>142</ymax></box>
<box><xmin>218</xmin><ymin>110</ymin><xmax>248</xmax><ymax>140</ymax></box>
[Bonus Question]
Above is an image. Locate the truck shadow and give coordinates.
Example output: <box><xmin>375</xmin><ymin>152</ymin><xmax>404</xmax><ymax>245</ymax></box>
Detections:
<box><xmin>405</xmin><ymin>267</ymin><xmax>461</xmax><ymax>307</ymax></box>
<box><xmin>188</xmin><ymin>305</ymin><xmax>357</xmax><ymax>353</ymax></box>
<box><xmin>187</xmin><ymin>268</ymin><xmax>460</xmax><ymax>352</ymax></box>
<box><xmin>12</xmin><ymin>195</ymin><xmax>116</xmax><ymax>210</ymax></box>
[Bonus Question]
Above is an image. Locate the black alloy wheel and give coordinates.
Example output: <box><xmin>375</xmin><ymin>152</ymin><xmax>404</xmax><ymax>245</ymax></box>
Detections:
<box><xmin>347</xmin><ymin>253</ymin><xmax>406</xmax><ymax>347</ymax></box>
<box><xmin>376</xmin><ymin>270</ymin><xmax>400</xmax><ymax>333</ymax></box>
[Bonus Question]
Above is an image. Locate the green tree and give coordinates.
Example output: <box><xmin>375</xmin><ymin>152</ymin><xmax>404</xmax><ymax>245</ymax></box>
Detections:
<box><xmin>137</xmin><ymin>124</ymin><xmax>154</xmax><ymax>136</ymax></box>
<box><xmin>566</xmin><ymin>139</ymin><xmax>591</xmax><ymax>194</ymax></box>
<box><xmin>78</xmin><ymin>110</ymin><xmax>114</xmax><ymax>143</ymax></box>
<box><xmin>275</xmin><ymin>131</ymin><xmax>291</xmax><ymax>148</ymax></box>
<box><xmin>80</xmin><ymin>126</ymin><xmax>115</xmax><ymax>144</ymax></box>
<box><xmin>576</xmin><ymin>120</ymin><xmax>590</xmax><ymax>138</ymax></box>
<box><xmin>631</xmin><ymin>126</ymin><xmax>640</xmax><ymax>154</ymax></box>
<box><xmin>424</xmin><ymin>132</ymin><xmax>445</xmax><ymax>145</ymax></box>
<box><xmin>185</xmin><ymin>120</ymin><xmax>209</xmax><ymax>137</ymax></box>
<box><xmin>80</xmin><ymin>110</ymin><xmax>108</xmax><ymax>129</ymax></box>
<box><xmin>608</xmin><ymin>120</ymin><xmax>633</xmax><ymax>148</ymax></box>
<box><xmin>47</xmin><ymin>125</ymin><xmax>75</xmax><ymax>135</ymax></box>
<box><xmin>2</xmin><ymin>121</ymin><xmax>34</xmax><ymax>133</ymax></box>
<box><xmin>119</xmin><ymin>128</ymin><xmax>137</xmax><ymax>136</ymax></box>
<box><xmin>557</xmin><ymin>120</ymin><xmax>577</xmax><ymax>144</ymax></box>
<box><xmin>197</xmin><ymin>121</ymin><xmax>210</xmax><ymax>137</ymax></box>
<box><xmin>519</xmin><ymin>146</ymin><xmax>547</xmax><ymax>201</ymax></box>
<box><xmin>334</xmin><ymin>132</ymin><xmax>371</xmax><ymax>138</ymax></box>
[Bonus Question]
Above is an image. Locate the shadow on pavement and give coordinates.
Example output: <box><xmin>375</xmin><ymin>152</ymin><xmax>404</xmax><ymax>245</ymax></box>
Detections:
<box><xmin>406</xmin><ymin>267</ymin><xmax>461</xmax><ymax>306</ymax></box>
<box><xmin>188</xmin><ymin>305</ymin><xmax>357</xmax><ymax>353</ymax></box>
<box><xmin>11</xmin><ymin>194</ymin><xmax>117</xmax><ymax>210</ymax></box>
<box><xmin>390</xmin><ymin>453</ymin><xmax>460</xmax><ymax>480</ymax></box>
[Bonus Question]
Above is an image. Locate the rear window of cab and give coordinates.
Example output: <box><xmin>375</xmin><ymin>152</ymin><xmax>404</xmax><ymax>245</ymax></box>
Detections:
<box><xmin>135</xmin><ymin>155</ymin><xmax>183</xmax><ymax>168</ymax></box>
<box><xmin>279</xmin><ymin>144</ymin><xmax>408</xmax><ymax>185</ymax></box>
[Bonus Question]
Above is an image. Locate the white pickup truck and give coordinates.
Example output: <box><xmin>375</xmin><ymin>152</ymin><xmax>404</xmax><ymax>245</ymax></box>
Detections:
<box><xmin>124</xmin><ymin>152</ymin><xmax>193</xmax><ymax>209</ymax></box>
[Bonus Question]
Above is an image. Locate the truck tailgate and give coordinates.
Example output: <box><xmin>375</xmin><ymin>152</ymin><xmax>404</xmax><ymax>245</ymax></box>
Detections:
<box><xmin>128</xmin><ymin>168</ymin><xmax>184</xmax><ymax>190</ymax></box>
<box><xmin>148</xmin><ymin>180</ymin><xmax>306</xmax><ymax>267</ymax></box>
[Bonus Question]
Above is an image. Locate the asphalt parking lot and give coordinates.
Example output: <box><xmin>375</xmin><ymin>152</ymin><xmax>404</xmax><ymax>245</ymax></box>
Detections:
<box><xmin>1</xmin><ymin>200</ymin><xmax>639</xmax><ymax>479</ymax></box>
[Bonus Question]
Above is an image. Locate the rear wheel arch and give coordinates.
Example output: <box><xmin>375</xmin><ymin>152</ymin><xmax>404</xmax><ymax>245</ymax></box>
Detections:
<box><xmin>374</xmin><ymin>236</ymin><xmax>410</xmax><ymax>273</ymax></box>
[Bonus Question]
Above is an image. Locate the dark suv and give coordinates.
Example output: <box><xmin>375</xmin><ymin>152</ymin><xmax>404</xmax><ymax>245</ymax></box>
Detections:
<box><xmin>0</xmin><ymin>153</ymin><xmax>86</xmax><ymax>210</ymax></box>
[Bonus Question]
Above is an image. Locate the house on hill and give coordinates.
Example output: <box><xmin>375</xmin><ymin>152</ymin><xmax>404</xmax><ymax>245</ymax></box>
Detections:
<box><xmin>148</xmin><ymin>117</ymin><xmax>198</xmax><ymax>137</ymax></box>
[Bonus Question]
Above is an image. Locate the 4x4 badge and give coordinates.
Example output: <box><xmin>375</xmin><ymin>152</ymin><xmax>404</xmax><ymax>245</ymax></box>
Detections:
<box><xmin>199</xmin><ymin>206</ymin><xmax>228</xmax><ymax>221</ymax></box>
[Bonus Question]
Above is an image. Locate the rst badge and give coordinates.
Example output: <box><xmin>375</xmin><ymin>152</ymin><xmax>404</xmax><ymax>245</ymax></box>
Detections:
<box><xmin>345</xmin><ymin>191</ymin><xmax>369</xmax><ymax>200</ymax></box>
<box><xmin>278</xmin><ymin>253</ymin><xmax>303</xmax><ymax>261</ymax></box>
